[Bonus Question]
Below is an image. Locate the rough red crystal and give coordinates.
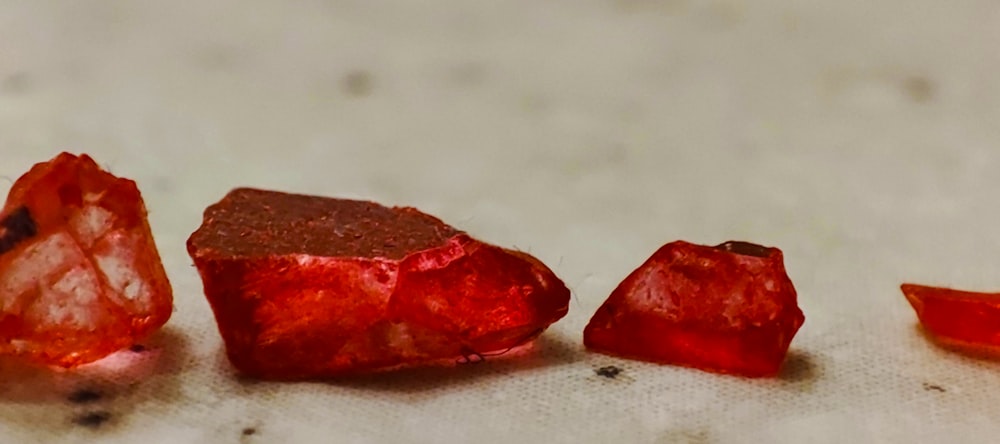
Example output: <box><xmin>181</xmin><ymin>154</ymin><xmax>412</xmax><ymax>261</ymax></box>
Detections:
<box><xmin>187</xmin><ymin>188</ymin><xmax>570</xmax><ymax>379</ymax></box>
<box><xmin>0</xmin><ymin>153</ymin><xmax>173</xmax><ymax>367</ymax></box>
<box><xmin>902</xmin><ymin>283</ymin><xmax>1000</xmax><ymax>353</ymax></box>
<box><xmin>584</xmin><ymin>240</ymin><xmax>804</xmax><ymax>377</ymax></box>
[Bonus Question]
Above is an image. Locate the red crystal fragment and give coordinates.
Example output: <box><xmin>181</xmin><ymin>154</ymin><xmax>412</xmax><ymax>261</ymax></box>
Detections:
<box><xmin>0</xmin><ymin>153</ymin><xmax>173</xmax><ymax>367</ymax></box>
<box><xmin>902</xmin><ymin>283</ymin><xmax>1000</xmax><ymax>353</ymax></box>
<box><xmin>584</xmin><ymin>240</ymin><xmax>805</xmax><ymax>377</ymax></box>
<box><xmin>186</xmin><ymin>188</ymin><xmax>570</xmax><ymax>379</ymax></box>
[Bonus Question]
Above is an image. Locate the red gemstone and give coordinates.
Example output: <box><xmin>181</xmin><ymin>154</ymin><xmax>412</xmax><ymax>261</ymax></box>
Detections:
<box><xmin>187</xmin><ymin>188</ymin><xmax>570</xmax><ymax>379</ymax></box>
<box><xmin>584</xmin><ymin>240</ymin><xmax>804</xmax><ymax>377</ymax></box>
<box><xmin>0</xmin><ymin>153</ymin><xmax>173</xmax><ymax>367</ymax></box>
<box><xmin>902</xmin><ymin>283</ymin><xmax>1000</xmax><ymax>353</ymax></box>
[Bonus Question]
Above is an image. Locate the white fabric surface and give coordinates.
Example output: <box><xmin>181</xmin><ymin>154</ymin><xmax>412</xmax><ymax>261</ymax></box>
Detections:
<box><xmin>2</xmin><ymin>1</ymin><xmax>1000</xmax><ymax>443</ymax></box>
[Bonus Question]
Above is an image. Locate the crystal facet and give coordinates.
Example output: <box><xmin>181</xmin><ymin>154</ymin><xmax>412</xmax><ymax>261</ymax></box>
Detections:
<box><xmin>902</xmin><ymin>283</ymin><xmax>1000</xmax><ymax>353</ymax></box>
<box><xmin>187</xmin><ymin>188</ymin><xmax>570</xmax><ymax>379</ymax></box>
<box><xmin>584</xmin><ymin>240</ymin><xmax>804</xmax><ymax>377</ymax></box>
<box><xmin>0</xmin><ymin>153</ymin><xmax>173</xmax><ymax>367</ymax></box>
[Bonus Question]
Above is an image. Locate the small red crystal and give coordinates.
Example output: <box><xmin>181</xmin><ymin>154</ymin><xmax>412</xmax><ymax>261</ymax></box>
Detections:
<box><xmin>187</xmin><ymin>188</ymin><xmax>570</xmax><ymax>379</ymax></box>
<box><xmin>0</xmin><ymin>153</ymin><xmax>173</xmax><ymax>367</ymax></box>
<box><xmin>584</xmin><ymin>240</ymin><xmax>804</xmax><ymax>377</ymax></box>
<box><xmin>902</xmin><ymin>283</ymin><xmax>1000</xmax><ymax>353</ymax></box>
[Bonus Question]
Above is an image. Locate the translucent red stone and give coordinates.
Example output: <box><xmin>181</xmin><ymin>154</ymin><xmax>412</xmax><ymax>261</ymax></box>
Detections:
<box><xmin>584</xmin><ymin>240</ymin><xmax>804</xmax><ymax>377</ymax></box>
<box><xmin>187</xmin><ymin>188</ymin><xmax>570</xmax><ymax>379</ymax></box>
<box><xmin>902</xmin><ymin>283</ymin><xmax>1000</xmax><ymax>353</ymax></box>
<box><xmin>0</xmin><ymin>153</ymin><xmax>173</xmax><ymax>367</ymax></box>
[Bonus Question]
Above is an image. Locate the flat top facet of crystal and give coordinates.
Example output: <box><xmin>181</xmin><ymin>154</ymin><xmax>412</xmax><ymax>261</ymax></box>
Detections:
<box><xmin>189</xmin><ymin>188</ymin><xmax>462</xmax><ymax>260</ymax></box>
<box><xmin>713</xmin><ymin>240</ymin><xmax>774</xmax><ymax>258</ymax></box>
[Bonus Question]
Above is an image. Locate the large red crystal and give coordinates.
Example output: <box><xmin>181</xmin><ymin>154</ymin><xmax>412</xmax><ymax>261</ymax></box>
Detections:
<box><xmin>0</xmin><ymin>153</ymin><xmax>173</xmax><ymax>367</ymax></box>
<box><xmin>902</xmin><ymin>283</ymin><xmax>1000</xmax><ymax>353</ymax></box>
<box><xmin>584</xmin><ymin>240</ymin><xmax>804</xmax><ymax>377</ymax></box>
<box><xmin>187</xmin><ymin>188</ymin><xmax>570</xmax><ymax>379</ymax></box>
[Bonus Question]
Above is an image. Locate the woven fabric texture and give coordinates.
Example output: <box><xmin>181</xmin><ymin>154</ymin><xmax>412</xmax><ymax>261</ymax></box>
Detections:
<box><xmin>2</xmin><ymin>1</ymin><xmax>999</xmax><ymax>443</ymax></box>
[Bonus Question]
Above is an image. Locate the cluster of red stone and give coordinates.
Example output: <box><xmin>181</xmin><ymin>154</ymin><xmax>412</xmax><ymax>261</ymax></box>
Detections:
<box><xmin>0</xmin><ymin>153</ymin><xmax>812</xmax><ymax>378</ymax></box>
<box><xmin>60</xmin><ymin>152</ymin><xmax>1000</xmax><ymax>380</ymax></box>
<box><xmin>8</xmin><ymin>152</ymin><xmax>991</xmax><ymax>381</ymax></box>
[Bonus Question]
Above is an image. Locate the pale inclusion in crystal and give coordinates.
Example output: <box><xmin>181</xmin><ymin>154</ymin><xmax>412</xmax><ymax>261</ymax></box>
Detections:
<box><xmin>70</xmin><ymin>205</ymin><xmax>115</xmax><ymax>248</ymax></box>
<box><xmin>0</xmin><ymin>204</ymin><xmax>150</xmax><ymax>329</ymax></box>
<box><xmin>0</xmin><ymin>232</ymin><xmax>99</xmax><ymax>329</ymax></box>
<box><xmin>30</xmin><ymin>266</ymin><xmax>101</xmax><ymax>329</ymax></box>
<box><xmin>1</xmin><ymin>232</ymin><xmax>82</xmax><ymax>309</ymax></box>
<box><xmin>94</xmin><ymin>232</ymin><xmax>150</xmax><ymax>305</ymax></box>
